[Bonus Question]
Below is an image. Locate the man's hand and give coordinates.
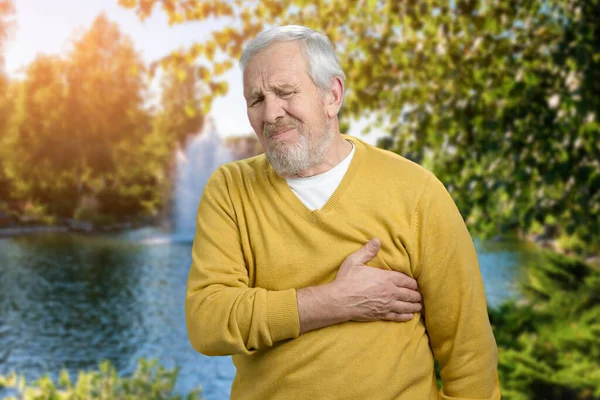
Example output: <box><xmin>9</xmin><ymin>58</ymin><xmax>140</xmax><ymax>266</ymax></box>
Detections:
<box><xmin>333</xmin><ymin>238</ymin><xmax>422</xmax><ymax>322</ymax></box>
<box><xmin>297</xmin><ymin>238</ymin><xmax>422</xmax><ymax>334</ymax></box>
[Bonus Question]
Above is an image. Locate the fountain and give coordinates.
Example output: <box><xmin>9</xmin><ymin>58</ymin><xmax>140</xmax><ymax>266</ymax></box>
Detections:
<box><xmin>173</xmin><ymin>117</ymin><xmax>236</xmax><ymax>241</ymax></box>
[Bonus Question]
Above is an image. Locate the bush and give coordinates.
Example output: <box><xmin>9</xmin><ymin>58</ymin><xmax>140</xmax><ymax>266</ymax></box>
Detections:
<box><xmin>490</xmin><ymin>252</ymin><xmax>600</xmax><ymax>399</ymax></box>
<box><xmin>0</xmin><ymin>358</ymin><xmax>202</xmax><ymax>400</ymax></box>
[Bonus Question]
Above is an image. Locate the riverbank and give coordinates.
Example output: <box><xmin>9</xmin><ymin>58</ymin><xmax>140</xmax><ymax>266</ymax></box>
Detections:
<box><xmin>0</xmin><ymin>219</ymin><xmax>163</xmax><ymax>238</ymax></box>
<box><xmin>2</xmin><ymin>220</ymin><xmax>598</xmax><ymax>269</ymax></box>
<box><xmin>521</xmin><ymin>231</ymin><xmax>600</xmax><ymax>268</ymax></box>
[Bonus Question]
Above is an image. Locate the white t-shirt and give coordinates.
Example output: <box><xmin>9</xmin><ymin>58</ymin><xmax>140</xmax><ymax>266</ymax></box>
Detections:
<box><xmin>286</xmin><ymin>141</ymin><xmax>356</xmax><ymax>211</ymax></box>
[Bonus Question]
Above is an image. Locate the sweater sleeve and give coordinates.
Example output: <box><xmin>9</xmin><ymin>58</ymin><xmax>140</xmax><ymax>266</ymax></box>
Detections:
<box><xmin>185</xmin><ymin>167</ymin><xmax>300</xmax><ymax>356</ymax></box>
<box><xmin>410</xmin><ymin>173</ymin><xmax>501</xmax><ymax>399</ymax></box>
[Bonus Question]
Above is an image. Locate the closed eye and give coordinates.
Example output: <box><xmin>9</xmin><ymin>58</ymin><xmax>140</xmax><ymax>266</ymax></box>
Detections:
<box><xmin>250</xmin><ymin>97</ymin><xmax>264</xmax><ymax>107</ymax></box>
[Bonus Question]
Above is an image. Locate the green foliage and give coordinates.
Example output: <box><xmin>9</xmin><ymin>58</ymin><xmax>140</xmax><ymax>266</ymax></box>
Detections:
<box><xmin>490</xmin><ymin>253</ymin><xmax>600</xmax><ymax>399</ymax></box>
<box><xmin>155</xmin><ymin>65</ymin><xmax>206</xmax><ymax>144</ymax></box>
<box><xmin>3</xmin><ymin>55</ymin><xmax>81</xmax><ymax>218</ymax></box>
<box><xmin>384</xmin><ymin>0</ymin><xmax>600</xmax><ymax>257</ymax></box>
<box><xmin>0</xmin><ymin>358</ymin><xmax>203</xmax><ymax>400</ymax></box>
<box><xmin>119</xmin><ymin>0</ymin><xmax>599</xmax><ymax>255</ymax></box>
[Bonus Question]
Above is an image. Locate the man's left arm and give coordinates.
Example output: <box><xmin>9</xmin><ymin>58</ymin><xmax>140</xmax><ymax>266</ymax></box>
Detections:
<box><xmin>409</xmin><ymin>173</ymin><xmax>501</xmax><ymax>399</ymax></box>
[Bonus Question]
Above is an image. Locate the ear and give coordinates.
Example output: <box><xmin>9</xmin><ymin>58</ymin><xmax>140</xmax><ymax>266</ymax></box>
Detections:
<box><xmin>325</xmin><ymin>77</ymin><xmax>344</xmax><ymax>118</ymax></box>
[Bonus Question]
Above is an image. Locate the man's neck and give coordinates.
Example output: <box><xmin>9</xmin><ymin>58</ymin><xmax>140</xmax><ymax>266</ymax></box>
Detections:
<box><xmin>290</xmin><ymin>134</ymin><xmax>353</xmax><ymax>178</ymax></box>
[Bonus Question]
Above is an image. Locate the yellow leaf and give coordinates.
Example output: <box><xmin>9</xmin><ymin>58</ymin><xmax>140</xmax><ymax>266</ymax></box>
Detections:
<box><xmin>190</xmin><ymin>43</ymin><xmax>203</xmax><ymax>58</ymax></box>
<box><xmin>223</xmin><ymin>3</ymin><xmax>234</xmax><ymax>16</ymax></box>
<box><xmin>185</xmin><ymin>52</ymin><xmax>196</xmax><ymax>64</ymax></box>
<box><xmin>201</xmin><ymin>96</ymin><xmax>212</xmax><ymax>114</ymax></box>
<box><xmin>241</xmin><ymin>9</ymin><xmax>252</xmax><ymax>23</ymax></box>
<box><xmin>202</xmin><ymin>3</ymin><xmax>212</xmax><ymax>17</ymax></box>
<box><xmin>176</xmin><ymin>69</ymin><xmax>187</xmax><ymax>82</ymax></box>
<box><xmin>197</xmin><ymin>66</ymin><xmax>211</xmax><ymax>82</ymax></box>
<box><xmin>218</xmin><ymin>81</ymin><xmax>229</xmax><ymax>96</ymax></box>
<box><xmin>210</xmin><ymin>81</ymin><xmax>229</xmax><ymax>96</ymax></box>
<box><xmin>213</xmin><ymin>60</ymin><xmax>233</xmax><ymax>76</ymax></box>
<box><xmin>184</xmin><ymin>104</ymin><xmax>196</xmax><ymax>118</ymax></box>
<box><xmin>118</xmin><ymin>0</ymin><xmax>137</xmax><ymax>8</ymax></box>
<box><xmin>205</xmin><ymin>41</ymin><xmax>216</xmax><ymax>61</ymax></box>
<box><xmin>213</xmin><ymin>31</ymin><xmax>229</xmax><ymax>50</ymax></box>
<box><xmin>255</xmin><ymin>3</ymin><xmax>266</xmax><ymax>19</ymax></box>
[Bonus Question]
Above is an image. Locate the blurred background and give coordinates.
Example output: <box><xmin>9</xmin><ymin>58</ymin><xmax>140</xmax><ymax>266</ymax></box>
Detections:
<box><xmin>0</xmin><ymin>0</ymin><xmax>598</xmax><ymax>399</ymax></box>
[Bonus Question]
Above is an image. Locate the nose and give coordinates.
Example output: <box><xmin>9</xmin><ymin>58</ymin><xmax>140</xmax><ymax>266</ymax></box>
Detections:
<box><xmin>263</xmin><ymin>96</ymin><xmax>286</xmax><ymax>124</ymax></box>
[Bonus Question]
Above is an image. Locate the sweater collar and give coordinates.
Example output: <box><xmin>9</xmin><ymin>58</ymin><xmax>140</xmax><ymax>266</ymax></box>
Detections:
<box><xmin>264</xmin><ymin>134</ymin><xmax>366</xmax><ymax>222</ymax></box>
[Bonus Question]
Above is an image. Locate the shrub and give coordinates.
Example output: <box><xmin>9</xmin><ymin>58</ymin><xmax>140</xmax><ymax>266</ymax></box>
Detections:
<box><xmin>0</xmin><ymin>358</ymin><xmax>202</xmax><ymax>400</ymax></box>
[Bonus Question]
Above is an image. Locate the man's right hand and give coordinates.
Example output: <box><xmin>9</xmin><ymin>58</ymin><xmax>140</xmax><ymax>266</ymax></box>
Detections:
<box><xmin>297</xmin><ymin>238</ymin><xmax>422</xmax><ymax>334</ymax></box>
<box><xmin>333</xmin><ymin>238</ymin><xmax>422</xmax><ymax>322</ymax></box>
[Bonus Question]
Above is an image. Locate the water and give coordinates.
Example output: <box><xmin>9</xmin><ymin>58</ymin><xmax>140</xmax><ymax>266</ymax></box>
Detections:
<box><xmin>0</xmin><ymin>230</ymin><xmax>537</xmax><ymax>399</ymax></box>
<box><xmin>0</xmin><ymin>123</ymin><xmax>540</xmax><ymax>398</ymax></box>
<box><xmin>0</xmin><ymin>118</ymin><xmax>240</xmax><ymax>399</ymax></box>
<box><xmin>0</xmin><ymin>230</ymin><xmax>235</xmax><ymax>399</ymax></box>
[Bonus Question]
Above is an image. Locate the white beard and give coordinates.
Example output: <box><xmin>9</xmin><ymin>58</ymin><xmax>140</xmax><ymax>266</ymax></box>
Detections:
<box><xmin>266</xmin><ymin>120</ymin><xmax>334</xmax><ymax>178</ymax></box>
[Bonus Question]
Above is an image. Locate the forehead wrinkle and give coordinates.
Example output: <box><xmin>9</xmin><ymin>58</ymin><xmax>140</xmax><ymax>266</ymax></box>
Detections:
<box><xmin>259</xmin><ymin>67</ymin><xmax>297</xmax><ymax>90</ymax></box>
<box><xmin>269</xmin><ymin>81</ymin><xmax>299</xmax><ymax>92</ymax></box>
<box><xmin>243</xmin><ymin>43</ymin><xmax>307</xmax><ymax>99</ymax></box>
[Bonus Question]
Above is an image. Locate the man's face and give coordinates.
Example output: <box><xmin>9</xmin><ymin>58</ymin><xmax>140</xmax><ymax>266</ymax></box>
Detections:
<box><xmin>243</xmin><ymin>41</ymin><xmax>333</xmax><ymax>177</ymax></box>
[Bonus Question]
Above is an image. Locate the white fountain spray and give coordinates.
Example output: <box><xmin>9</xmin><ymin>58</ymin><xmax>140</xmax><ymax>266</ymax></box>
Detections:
<box><xmin>174</xmin><ymin>117</ymin><xmax>235</xmax><ymax>240</ymax></box>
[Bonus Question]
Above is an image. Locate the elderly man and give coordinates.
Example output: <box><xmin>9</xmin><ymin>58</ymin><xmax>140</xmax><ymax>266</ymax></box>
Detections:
<box><xmin>185</xmin><ymin>25</ymin><xmax>500</xmax><ymax>399</ymax></box>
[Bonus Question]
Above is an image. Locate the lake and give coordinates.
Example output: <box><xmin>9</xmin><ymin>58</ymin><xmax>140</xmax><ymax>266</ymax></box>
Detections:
<box><xmin>0</xmin><ymin>228</ymin><xmax>537</xmax><ymax>399</ymax></box>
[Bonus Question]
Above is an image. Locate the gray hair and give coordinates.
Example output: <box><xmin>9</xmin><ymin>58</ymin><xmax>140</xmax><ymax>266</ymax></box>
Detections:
<box><xmin>240</xmin><ymin>25</ymin><xmax>346</xmax><ymax>94</ymax></box>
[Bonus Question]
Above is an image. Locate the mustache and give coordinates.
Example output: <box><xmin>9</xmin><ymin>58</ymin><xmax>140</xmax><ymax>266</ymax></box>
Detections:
<box><xmin>264</xmin><ymin>119</ymin><xmax>301</xmax><ymax>138</ymax></box>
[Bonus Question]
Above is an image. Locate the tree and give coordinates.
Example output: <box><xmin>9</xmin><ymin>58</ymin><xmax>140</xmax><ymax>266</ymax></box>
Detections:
<box><xmin>154</xmin><ymin>64</ymin><xmax>206</xmax><ymax>145</ymax></box>
<box><xmin>65</xmin><ymin>13</ymin><xmax>149</xmax><ymax>178</ymax></box>
<box><xmin>0</xmin><ymin>76</ymin><xmax>16</xmax><ymax>210</ymax></box>
<box><xmin>64</xmin><ymin>13</ymin><xmax>157</xmax><ymax>222</ymax></box>
<box><xmin>0</xmin><ymin>0</ymin><xmax>15</xmax><ymax>209</ymax></box>
<box><xmin>3</xmin><ymin>13</ymin><xmax>167</xmax><ymax>224</ymax></box>
<box><xmin>119</xmin><ymin>0</ymin><xmax>600</xmax><ymax>254</ymax></box>
<box><xmin>3</xmin><ymin>55</ymin><xmax>76</xmax><ymax>220</ymax></box>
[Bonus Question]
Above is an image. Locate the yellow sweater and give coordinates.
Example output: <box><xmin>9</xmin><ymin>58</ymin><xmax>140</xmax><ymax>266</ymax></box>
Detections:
<box><xmin>185</xmin><ymin>134</ymin><xmax>500</xmax><ymax>399</ymax></box>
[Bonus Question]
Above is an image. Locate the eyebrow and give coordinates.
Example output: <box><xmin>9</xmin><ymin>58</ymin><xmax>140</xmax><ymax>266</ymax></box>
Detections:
<box><xmin>244</xmin><ymin>83</ymin><xmax>297</xmax><ymax>100</ymax></box>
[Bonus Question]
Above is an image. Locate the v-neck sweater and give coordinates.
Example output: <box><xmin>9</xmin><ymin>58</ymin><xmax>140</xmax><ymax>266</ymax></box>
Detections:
<box><xmin>185</xmin><ymin>134</ymin><xmax>500</xmax><ymax>400</ymax></box>
<box><xmin>286</xmin><ymin>140</ymin><xmax>355</xmax><ymax>211</ymax></box>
